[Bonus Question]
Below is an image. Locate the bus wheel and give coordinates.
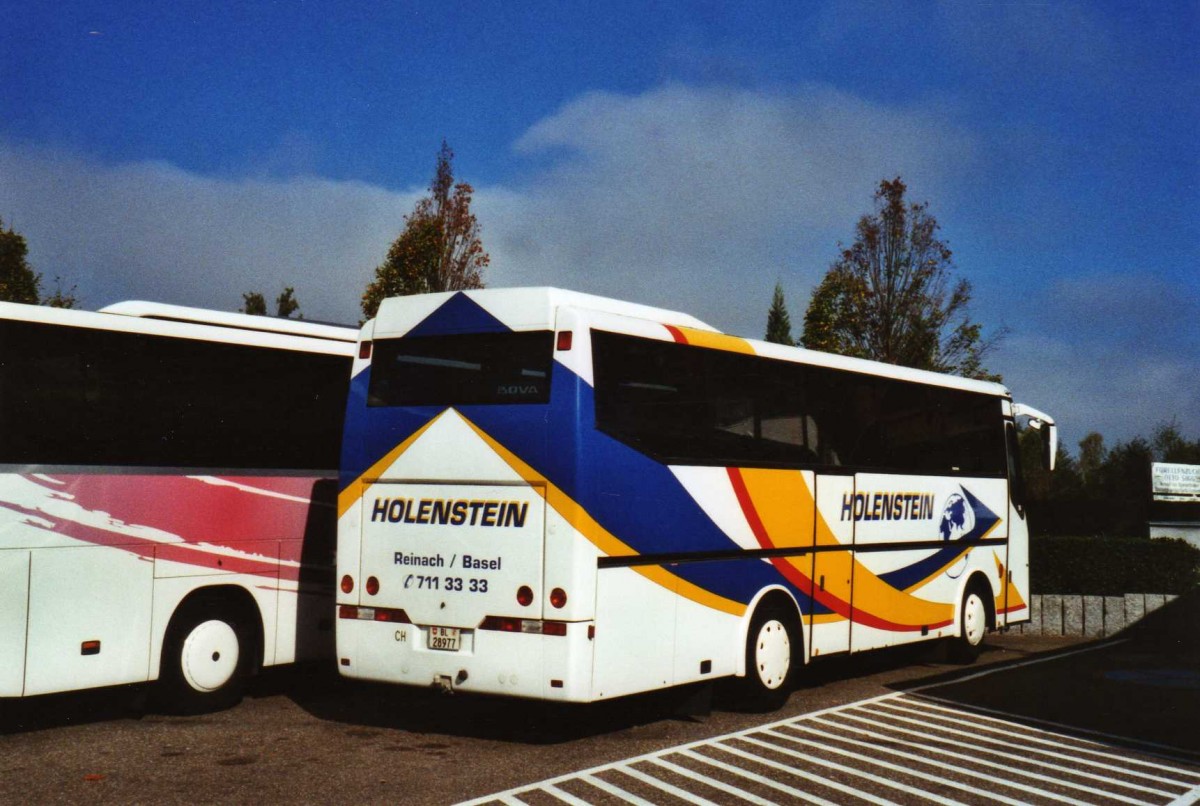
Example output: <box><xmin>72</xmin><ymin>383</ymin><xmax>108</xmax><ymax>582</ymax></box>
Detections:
<box><xmin>948</xmin><ymin>587</ymin><xmax>988</xmax><ymax>663</ymax></box>
<box><xmin>156</xmin><ymin>604</ymin><xmax>250</xmax><ymax>713</ymax></box>
<box><xmin>737</xmin><ymin>603</ymin><xmax>798</xmax><ymax>711</ymax></box>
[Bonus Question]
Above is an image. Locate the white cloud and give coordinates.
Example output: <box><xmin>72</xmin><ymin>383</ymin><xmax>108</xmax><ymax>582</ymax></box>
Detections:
<box><xmin>993</xmin><ymin>332</ymin><xmax>1200</xmax><ymax>450</ymax></box>
<box><xmin>483</xmin><ymin>83</ymin><xmax>975</xmax><ymax>335</ymax></box>
<box><xmin>0</xmin><ymin>141</ymin><xmax>420</xmax><ymax>323</ymax></box>
<box><xmin>6</xmin><ymin>84</ymin><xmax>1189</xmax><ymax>446</ymax></box>
<box><xmin>3</xmin><ymin>84</ymin><xmax>974</xmax><ymax>336</ymax></box>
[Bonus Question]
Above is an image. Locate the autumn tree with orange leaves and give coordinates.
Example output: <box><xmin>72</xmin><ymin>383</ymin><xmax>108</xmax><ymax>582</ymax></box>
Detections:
<box><xmin>362</xmin><ymin>142</ymin><xmax>489</xmax><ymax>319</ymax></box>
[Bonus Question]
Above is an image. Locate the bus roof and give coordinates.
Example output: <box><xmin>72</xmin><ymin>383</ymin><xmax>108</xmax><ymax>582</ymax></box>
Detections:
<box><xmin>371</xmin><ymin>287</ymin><xmax>718</xmax><ymax>339</ymax></box>
<box><xmin>370</xmin><ymin>287</ymin><xmax>1010</xmax><ymax>399</ymax></box>
<box><xmin>99</xmin><ymin>300</ymin><xmax>356</xmax><ymax>343</ymax></box>
<box><xmin>0</xmin><ymin>300</ymin><xmax>355</xmax><ymax>357</ymax></box>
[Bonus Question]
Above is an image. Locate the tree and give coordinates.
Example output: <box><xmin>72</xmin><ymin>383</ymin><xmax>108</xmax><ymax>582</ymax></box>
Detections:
<box><xmin>801</xmin><ymin>178</ymin><xmax>1002</xmax><ymax>380</ymax></box>
<box><xmin>1077</xmin><ymin>432</ymin><xmax>1107</xmax><ymax>483</ymax></box>
<box><xmin>1152</xmin><ymin>421</ymin><xmax>1200</xmax><ymax>464</ymax></box>
<box><xmin>0</xmin><ymin>218</ymin><xmax>78</xmax><ymax>308</ymax></box>
<box><xmin>362</xmin><ymin>141</ymin><xmax>488</xmax><ymax>319</ymax></box>
<box><xmin>241</xmin><ymin>286</ymin><xmax>302</xmax><ymax>318</ymax></box>
<box><xmin>764</xmin><ymin>282</ymin><xmax>795</xmax><ymax>346</ymax></box>
<box><xmin>41</xmin><ymin>276</ymin><xmax>78</xmax><ymax>309</ymax></box>
<box><xmin>275</xmin><ymin>286</ymin><xmax>300</xmax><ymax>319</ymax></box>
<box><xmin>0</xmin><ymin>217</ymin><xmax>44</xmax><ymax>304</ymax></box>
<box><xmin>241</xmin><ymin>292</ymin><xmax>268</xmax><ymax>316</ymax></box>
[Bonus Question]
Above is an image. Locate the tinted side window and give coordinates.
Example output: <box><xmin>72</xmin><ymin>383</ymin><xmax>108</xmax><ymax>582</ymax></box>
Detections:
<box><xmin>0</xmin><ymin>318</ymin><xmax>348</xmax><ymax>469</ymax></box>
<box><xmin>592</xmin><ymin>331</ymin><xmax>818</xmax><ymax>466</ymax></box>
<box><xmin>591</xmin><ymin>329</ymin><xmax>1005</xmax><ymax>475</ymax></box>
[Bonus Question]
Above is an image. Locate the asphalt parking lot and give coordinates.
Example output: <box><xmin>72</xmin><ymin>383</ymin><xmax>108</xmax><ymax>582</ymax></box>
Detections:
<box><xmin>1</xmin><ymin>592</ymin><xmax>1196</xmax><ymax>804</ymax></box>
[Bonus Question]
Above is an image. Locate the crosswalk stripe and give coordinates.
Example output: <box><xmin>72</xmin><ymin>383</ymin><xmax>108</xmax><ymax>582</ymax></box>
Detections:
<box><xmin>868</xmin><ymin>702</ymin><xmax>1184</xmax><ymax>796</ymax></box>
<box><xmin>837</xmin><ymin>709</ymin><xmax>1160</xmax><ymax>805</ymax></box>
<box><xmin>461</xmin><ymin>639</ymin><xmax>1200</xmax><ymax>806</ymax></box>
<box><xmin>645</xmin><ymin>757</ymin><xmax>780</xmax><ymax>806</ymax></box>
<box><xmin>811</xmin><ymin>712</ymin><xmax>1110</xmax><ymax>806</ymax></box>
<box><xmin>772</xmin><ymin>724</ymin><xmax>1044</xmax><ymax>806</ymax></box>
<box><xmin>677</xmin><ymin>748</ymin><xmax>842</xmax><ymax>806</ymax></box>
<box><xmin>541</xmin><ymin>783</ymin><xmax>594</xmax><ymax>806</ymax></box>
<box><xmin>709</xmin><ymin>740</ymin><xmax>903</xmax><ymax>806</ymax></box>
<box><xmin>901</xmin><ymin>697</ymin><xmax>1200</xmax><ymax>777</ymax></box>
<box><xmin>616</xmin><ymin>763</ymin><xmax>725</xmax><ymax>806</ymax></box>
<box><xmin>736</xmin><ymin>732</ymin><xmax>971</xmax><ymax>806</ymax></box>
<box><xmin>578</xmin><ymin>772</ymin><xmax>655</xmax><ymax>805</ymax></box>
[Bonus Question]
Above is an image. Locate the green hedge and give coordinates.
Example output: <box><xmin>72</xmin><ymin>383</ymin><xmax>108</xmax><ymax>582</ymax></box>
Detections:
<box><xmin>1030</xmin><ymin>535</ymin><xmax>1200</xmax><ymax>595</ymax></box>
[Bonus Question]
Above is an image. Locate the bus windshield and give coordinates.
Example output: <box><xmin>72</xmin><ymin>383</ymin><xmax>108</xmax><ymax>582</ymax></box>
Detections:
<box><xmin>368</xmin><ymin>331</ymin><xmax>554</xmax><ymax>407</ymax></box>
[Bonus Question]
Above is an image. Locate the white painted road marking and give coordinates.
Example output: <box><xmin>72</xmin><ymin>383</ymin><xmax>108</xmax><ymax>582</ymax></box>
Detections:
<box><xmin>461</xmin><ymin>645</ymin><xmax>1200</xmax><ymax>806</ymax></box>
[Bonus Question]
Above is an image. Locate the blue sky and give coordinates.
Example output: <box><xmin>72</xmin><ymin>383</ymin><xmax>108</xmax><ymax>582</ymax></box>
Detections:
<box><xmin>1</xmin><ymin>1</ymin><xmax>1197</xmax><ymax>450</ymax></box>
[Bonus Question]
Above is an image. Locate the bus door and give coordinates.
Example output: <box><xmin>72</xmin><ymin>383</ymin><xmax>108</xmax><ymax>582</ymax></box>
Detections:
<box><xmin>809</xmin><ymin>473</ymin><xmax>854</xmax><ymax>658</ymax></box>
<box><xmin>1003</xmin><ymin>421</ymin><xmax>1029</xmax><ymax>627</ymax></box>
<box><xmin>0</xmin><ymin>549</ymin><xmax>30</xmax><ymax>696</ymax></box>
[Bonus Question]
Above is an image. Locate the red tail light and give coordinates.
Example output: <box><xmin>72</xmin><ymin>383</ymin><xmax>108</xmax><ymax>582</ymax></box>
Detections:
<box><xmin>556</xmin><ymin>331</ymin><xmax>573</xmax><ymax>351</ymax></box>
<box><xmin>366</xmin><ymin>576</ymin><xmax>380</xmax><ymax>596</ymax></box>
<box><xmin>370</xmin><ymin>607</ymin><xmax>410</xmax><ymax>623</ymax></box>
<box><xmin>358</xmin><ymin>341</ymin><xmax>372</xmax><ymax>360</ymax></box>
<box><xmin>338</xmin><ymin>605</ymin><xmax>411</xmax><ymax>623</ymax></box>
<box><xmin>478</xmin><ymin>616</ymin><xmax>568</xmax><ymax>636</ymax></box>
<box><xmin>340</xmin><ymin>575</ymin><xmax>354</xmax><ymax>594</ymax></box>
<box><xmin>516</xmin><ymin>585</ymin><xmax>534</xmax><ymax>607</ymax></box>
<box><xmin>549</xmin><ymin>588</ymin><xmax>567</xmax><ymax>609</ymax></box>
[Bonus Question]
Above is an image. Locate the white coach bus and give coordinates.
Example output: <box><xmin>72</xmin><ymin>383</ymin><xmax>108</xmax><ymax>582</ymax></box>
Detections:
<box><xmin>336</xmin><ymin>288</ymin><xmax>1056</xmax><ymax>708</ymax></box>
<box><xmin>0</xmin><ymin>300</ymin><xmax>354</xmax><ymax>712</ymax></box>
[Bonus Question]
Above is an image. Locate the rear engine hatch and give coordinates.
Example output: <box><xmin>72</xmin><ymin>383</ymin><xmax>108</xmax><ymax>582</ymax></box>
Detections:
<box><xmin>359</xmin><ymin>482</ymin><xmax>546</xmax><ymax>627</ymax></box>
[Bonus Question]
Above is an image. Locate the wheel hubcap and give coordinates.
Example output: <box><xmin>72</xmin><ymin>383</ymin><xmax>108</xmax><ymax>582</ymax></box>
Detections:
<box><xmin>963</xmin><ymin>594</ymin><xmax>986</xmax><ymax>647</ymax></box>
<box><xmin>180</xmin><ymin>620</ymin><xmax>239</xmax><ymax>693</ymax></box>
<box><xmin>754</xmin><ymin>619</ymin><xmax>791</xmax><ymax>689</ymax></box>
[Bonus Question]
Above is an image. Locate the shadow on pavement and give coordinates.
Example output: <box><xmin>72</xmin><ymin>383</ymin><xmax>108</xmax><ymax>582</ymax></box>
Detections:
<box><xmin>282</xmin><ymin>635</ymin><xmax>990</xmax><ymax>745</ymax></box>
<box><xmin>283</xmin><ymin>669</ymin><xmax>725</xmax><ymax>745</ymax></box>
<box><xmin>890</xmin><ymin>589</ymin><xmax>1200</xmax><ymax>755</ymax></box>
<box><xmin>0</xmin><ymin>684</ymin><xmax>151</xmax><ymax>735</ymax></box>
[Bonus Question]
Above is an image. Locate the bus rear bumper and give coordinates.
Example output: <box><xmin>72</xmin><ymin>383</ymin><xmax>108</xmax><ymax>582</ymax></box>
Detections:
<box><xmin>336</xmin><ymin>617</ymin><xmax>595</xmax><ymax>702</ymax></box>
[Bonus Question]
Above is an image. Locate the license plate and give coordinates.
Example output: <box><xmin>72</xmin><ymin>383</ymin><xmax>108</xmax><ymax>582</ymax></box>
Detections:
<box><xmin>428</xmin><ymin>626</ymin><xmax>461</xmax><ymax>652</ymax></box>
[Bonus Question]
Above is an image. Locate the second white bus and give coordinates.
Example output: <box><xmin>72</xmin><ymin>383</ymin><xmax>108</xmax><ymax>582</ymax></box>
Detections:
<box><xmin>336</xmin><ymin>288</ymin><xmax>1056</xmax><ymax>708</ymax></box>
<box><xmin>0</xmin><ymin>300</ymin><xmax>354</xmax><ymax>712</ymax></box>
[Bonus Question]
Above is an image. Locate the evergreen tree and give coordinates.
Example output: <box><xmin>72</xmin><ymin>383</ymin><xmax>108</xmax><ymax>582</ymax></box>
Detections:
<box><xmin>764</xmin><ymin>282</ymin><xmax>795</xmax><ymax>346</ymax></box>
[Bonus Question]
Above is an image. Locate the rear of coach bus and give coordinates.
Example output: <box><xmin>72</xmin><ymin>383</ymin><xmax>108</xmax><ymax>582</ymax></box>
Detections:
<box><xmin>334</xmin><ymin>289</ymin><xmax>599</xmax><ymax>700</ymax></box>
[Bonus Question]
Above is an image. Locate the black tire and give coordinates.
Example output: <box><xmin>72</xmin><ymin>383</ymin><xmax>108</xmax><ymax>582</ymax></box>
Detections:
<box><xmin>155</xmin><ymin>600</ymin><xmax>253</xmax><ymax>714</ymax></box>
<box><xmin>734</xmin><ymin>602</ymin><xmax>799</xmax><ymax>712</ymax></box>
<box><xmin>947</xmin><ymin>585</ymin><xmax>989</xmax><ymax>664</ymax></box>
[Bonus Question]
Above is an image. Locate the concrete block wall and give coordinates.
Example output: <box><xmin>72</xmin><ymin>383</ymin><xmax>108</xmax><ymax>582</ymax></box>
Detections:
<box><xmin>1012</xmin><ymin>593</ymin><xmax>1178</xmax><ymax>637</ymax></box>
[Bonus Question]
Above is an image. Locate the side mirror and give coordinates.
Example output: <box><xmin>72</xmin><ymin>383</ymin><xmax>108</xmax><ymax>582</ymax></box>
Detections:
<box><xmin>1030</xmin><ymin>419</ymin><xmax>1057</xmax><ymax>472</ymax></box>
<box><xmin>1013</xmin><ymin>403</ymin><xmax>1057</xmax><ymax>472</ymax></box>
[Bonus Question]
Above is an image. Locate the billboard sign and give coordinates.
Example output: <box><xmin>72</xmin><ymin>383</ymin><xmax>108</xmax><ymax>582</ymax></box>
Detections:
<box><xmin>1152</xmin><ymin>463</ymin><xmax>1200</xmax><ymax>502</ymax></box>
